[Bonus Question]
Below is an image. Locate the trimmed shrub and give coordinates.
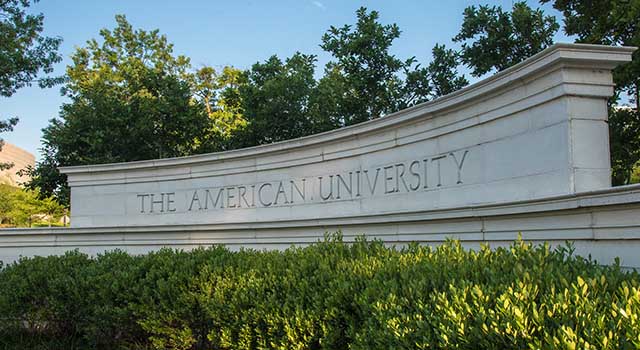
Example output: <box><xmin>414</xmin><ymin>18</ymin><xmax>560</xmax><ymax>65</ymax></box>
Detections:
<box><xmin>0</xmin><ymin>234</ymin><xmax>639</xmax><ymax>349</ymax></box>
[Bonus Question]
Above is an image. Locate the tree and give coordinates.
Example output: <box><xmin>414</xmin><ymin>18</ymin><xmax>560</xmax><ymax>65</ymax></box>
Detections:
<box><xmin>234</xmin><ymin>53</ymin><xmax>319</xmax><ymax>147</ymax></box>
<box><xmin>453</xmin><ymin>1</ymin><xmax>559</xmax><ymax>77</ymax></box>
<box><xmin>0</xmin><ymin>184</ymin><xmax>62</xmax><ymax>227</ymax></box>
<box><xmin>426</xmin><ymin>44</ymin><xmax>469</xmax><ymax>98</ymax></box>
<box><xmin>540</xmin><ymin>0</ymin><xmax>640</xmax><ymax>184</ymax></box>
<box><xmin>191</xmin><ymin>66</ymin><xmax>247</xmax><ymax>151</ymax></box>
<box><xmin>320</xmin><ymin>7</ymin><xmax>432</xmax><ymax>125</ymax></box>
<box><xmin>0</xmin><ymin>0</ymin><xmax>61</xmax><ymax>169</ymax></box>
<box><xmin>0</xmin><ymin>0</ymin><xmax>62</xmax><ymax>97</ymax></box>
<box><xmin>24</xmin><ymin>15</ymin><xmax>213</xmax><ymax>205</ymax></box>
<box><xmin>38</xmin><ymin>196</ymin><xmax>65</xmax><ymax>226</ymax></box>
<box><xmin>609</xmin><ymin>106</ymin><xmax>640</xmax><ymax>185</ymax></box>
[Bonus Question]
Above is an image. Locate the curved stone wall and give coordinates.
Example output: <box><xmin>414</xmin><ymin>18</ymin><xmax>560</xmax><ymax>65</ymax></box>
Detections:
<box><xmin>60</xmin><ymin>44</ymin><xmax>635</xmax><ymax>228</ymax></box>
<box><xmin>1</xmin><ymin>43</ymin><xmax>639</xmax><ymax>269</ymax></box>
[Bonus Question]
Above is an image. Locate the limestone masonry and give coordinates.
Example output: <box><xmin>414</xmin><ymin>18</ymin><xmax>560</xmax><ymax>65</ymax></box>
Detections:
<box><xmin>59</xmin><ymin>44</ymin><xmax>635</xmax><ymax>228</ymax></box>
<box><xmin>2</xmin><ymin>44</ymin><xmax>640</xmax><ymax>269</ymax></box>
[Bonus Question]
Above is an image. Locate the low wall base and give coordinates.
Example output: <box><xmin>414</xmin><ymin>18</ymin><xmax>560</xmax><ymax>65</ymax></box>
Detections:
<box><xmin>2</xmin><ymin>185</ymin><xmax>640</xmax><ymax>268</ymax></box>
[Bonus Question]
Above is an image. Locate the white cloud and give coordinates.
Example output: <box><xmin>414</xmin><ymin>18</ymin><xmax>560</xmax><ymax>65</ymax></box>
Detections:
<box><xmin>312</xmin><ymin>1</ymin><xmax>326</xmax><ymax>10</ymax></box>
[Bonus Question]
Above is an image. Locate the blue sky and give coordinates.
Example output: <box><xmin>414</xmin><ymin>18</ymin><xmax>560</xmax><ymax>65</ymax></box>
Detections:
<box><xmin>1</xmin><ymin>0</ymin><xmax>569</xmax><ymax>160</ymax></box>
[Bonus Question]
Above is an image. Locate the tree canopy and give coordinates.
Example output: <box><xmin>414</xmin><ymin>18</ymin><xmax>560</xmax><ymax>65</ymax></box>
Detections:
<box><xmin>25</xmin><ymin>3</ymin><xmax>640</xmax><ymax>205</ymax></box>
<box><xmin>453</xmin><ymin>1</ymin><xmax>559</xmax><ymax>77</ymax></box>
<box><xmin>320</xmin><ymin>7</ymin><xmax>431</xmax><ymax>125</ymax></box>
<box><xmin>233</xmin><ymin>53</ymin><xmax>319</xmax><ymax>147</ymax></box>
<box><xmin>0</xmin><ymin>184</ymin><xmax>65</xmax><ymax>227</ymax></box>
<box><xmin>0</xmin><ymin>0</ymin><xmax>62</xmax><ymax>98</ymax></box>
<box><xmin>234</xmin><ymin>6</ymin><xmax>468</xmax><ymax>148</ymax></box>
<box><xmin>0</xmin><ymin>0</ymin><xmax>61</xmax><ymax>170</ymax></box>
<box><xmin>24</xmin><ymin>15</ymin><xmax>216</xmax><ymax>204</ymax></box>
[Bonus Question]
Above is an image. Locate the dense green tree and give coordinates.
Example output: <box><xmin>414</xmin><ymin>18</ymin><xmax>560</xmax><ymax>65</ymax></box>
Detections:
<box><xmin>426</xmin><ymin>44</ymin><xmax>469</xmax><ymax>97</ymax></box>
<box><xmin>191</xmin><ymin>66</ymin><xmax>247</xmax><ymax>151</ymax></box>
<box><xmin>0</xmin><ymin>0</ymin><xmax>61</xmax><ymax>169</ymax></box>
<box><xmin>0</xmin><ymin>184</ymin><xmax>64</xmax><ymax>227</ymax></box>
<box><xmin>234</xmin><ymin>53</ymin><xmax>319</xmax><ymax>147</ymax></box>
<box><xmin>320</xmin><ymin>7</ymin><xmax>432</xmax><ymax>125</ymax></box>
<box><xmin>0</xmin><ymin>0</ymin><xmax>62</xmax><ymax>97</ymax></box>
<box><xmin>453</xmin><ymin>1</ymin><xmax>559</xmax><ymax>77</ymax></box>
<box><xmin>25</xmin><ymin>7</ymin><xmax>475</xmax><ymax>204</ymax></box>
<box><xmin>609</xmin><ymin>106</ymin><xmax>640</xmax><ymax>185</ymax></box>
<box><xmin>24</xmin><ymin>15</ymin><xmax>213</xmax><ymax>205</ymax></box>
<box><xmin>540</xmin><ymin>0</ymin><xmax>640</xmax><ymax>184</ymax></box>
<box><xmin>229</xmin><ymin>7</ymin><xmax>467</xmax><ymax>151</ymax></box>
<box><xmin>230</xmin><ymin>7</ymin><xmax>468</xmax><ymax>149</ymax></box>
<box><xmin>308</xmin><ymin>67</ymin><xmax>347</xmax><ymax>132</ymax></box>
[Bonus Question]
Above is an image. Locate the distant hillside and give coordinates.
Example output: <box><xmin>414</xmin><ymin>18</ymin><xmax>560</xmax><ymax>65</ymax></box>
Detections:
<box><xmin>0</xmin><ymin>142</ymin><xmax>35</xmax><ymax>187</ymax></box>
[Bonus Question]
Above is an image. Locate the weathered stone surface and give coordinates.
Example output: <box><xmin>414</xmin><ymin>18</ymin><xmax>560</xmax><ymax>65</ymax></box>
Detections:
<box><xmin>2</xmin><ymin>44</ymin><xmax>640</xmax><ymax>269</ymax></box>
<box><xmin>2</xmin><ymin>185</ymin><xmax>640</xmax><ymax>268</ymax></box>
<box><xmin>59</xmin><ymin>44</ymin><xmax>636</xmax><ymax>228</ymax></box>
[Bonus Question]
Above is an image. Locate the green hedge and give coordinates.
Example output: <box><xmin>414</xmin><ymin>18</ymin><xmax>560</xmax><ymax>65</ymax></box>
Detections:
<box><xmin>0</xmin><ymin>234</ymin><xmax>639</xmax><ymax>349</ymax></box>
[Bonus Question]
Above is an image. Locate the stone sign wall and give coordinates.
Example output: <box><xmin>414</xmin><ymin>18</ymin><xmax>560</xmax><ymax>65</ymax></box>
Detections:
<box><xmin>60</xmin><ymin>44</ymin><xmax>636</xmax><ymax>228</ymax></box>
<box><xmin>135</xmin><ymin>148</ymin><xmax>470</xmax><ymax>214</ymax></box>
<box><xmin>2</xmin><ymin>44</ymin><xmax>640</xmax><ymax>269</ymax></box>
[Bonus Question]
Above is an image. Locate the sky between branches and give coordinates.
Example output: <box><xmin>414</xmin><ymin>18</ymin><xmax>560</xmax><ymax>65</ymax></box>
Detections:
<box><xmin>1</xmin><ymin>0</ymin><xmax>570</xmax><ymax>160</ymax></box>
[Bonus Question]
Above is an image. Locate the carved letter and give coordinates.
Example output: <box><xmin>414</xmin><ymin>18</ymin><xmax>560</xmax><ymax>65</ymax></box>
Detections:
<box><xmin>431</xmin><ymin>155</ymin><xmax>447</xmax><ymax>187</ymax></box>
<box><xmin>238</xmin><ymin>186</ymin><xmax>251</xmax><ymax>207</ymax></box>
<box><xmin>423</xmin><ymin>159</ymin><xmax>429</xmax><ymax>189</ymax></box>
<box><xmin>318</xmin><ymin>176</ymin><xmax>333</xmax><ymax>200</ymax></box>
<box><xmin>250</xmin><ymin>184</ymin><xmax>256</xmax><ymax>207</ymax></box>
<box><xmin>188</xmin><ymin>191</ymin><xmax>202</xmax><ymax>211</ymax></box>
<box><xmin>226</xmin><ymin>187</ymin><xmax>237</xmax><ymax>208</ymax></box>
<box><xmin>395</xmin><ymin>163</ymin><xmax>409</xmax><ymax>192</ymax></box>
<box><xmin>166</xmin><ymin>192</ymin><xmax>176</xmax><ymax>212</ymax></box>
<box><xmin>137</xmin><ymin>194</ymin><xmax>149</xmax><ymax>213</ymax></box>
<box><xmin>450</xmin><ymin>150</ymin><xmax>469</xmax><ymax>184</ymax></box>
<box><xmin>205</xmin><ymin>188</ymin><xmax>225</xmax><ymax>209</ymax></box>
<box><xmin>384</xmin><ymin>165</ymin><xmax>395</xmax><ymax>194</ymax></box>
<box><xmin>355</xmin><ymin>170</ymin><xmax>361</xmax><ymax>197</ymax></box>
<box><xmin>364</xmin><ymin>168</ymin><xmax>380</xmax><ymax>195</ymax></box>
<box><xmin>258</xmin><ymin>183</ymin><xmax>273</xmax><ymax>207</ymax></box>
<box><xmin>274</xmin><ymin>181</ymin><xmax>288</xmax><ymax>205</ymax></box>
<box><xmin>408</xmin><ymin>160</ymin><xmax>421</xmax><ymax>191</ymax></box>
<box><xmin>290</xmin><ymin>179</ymin><xmax>306</xmax><ymax>203</ymax></box>
<box><xmin>336</xmin><ymin>172</ymin><xmax>352</xmax><ymax>199</ymax></box>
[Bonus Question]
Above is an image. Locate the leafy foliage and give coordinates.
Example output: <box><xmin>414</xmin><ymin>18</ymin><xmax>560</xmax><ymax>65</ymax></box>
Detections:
<box><xmin>0</xmin><ymin>0</ymin><xmax>62</xmax><ymax>97</ymax></box>
<box><xmin>0</xmin><ymin>236</ymin><xmax>639</xmax><ymax>349</ymax></box>
<box><xmin>426</xmin><ymin>44</ymin><xmax>469</xmax><ymax>97</ymax></box>
<box><xmin>23</xmin><ymin>15</ymin><xmax>216</xmax><ymax>205</ymax></box>
<box><xmin>0</xmin><ymin>184</ymin><xmax>65</xmax><ymax>227</ymax></box>
<box><xmin>610</xmin><ymin>106</ymin><xmax>640</xmax><ymax>185</ymax></box>
<box><xmin>453</xmin><ymin>1</ymin><xmax>559</xmax><ymax>77</ymax></box>
<box><xmin>233</xmin><ymin>7</ymin><xmax>468</xmax><ymax>150</ymax></box>
<box><xmin>0</xmin><ymin>0</ymin><xmax>61</xmax><ymax>170</ymax></box>
<box><xmin>191</xmin><ymin>66</ymin><xmax>247</xmax><ymax>151</ymax></box>
<box><xmin>320</xmin><ymin>7</ymin><xmax>432</xmax><ymax>125</ymax></box>
<box><xmin>233</xmin><ymin>53</ymin><xmax>320</xmax><ymax>147</ymax></box>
